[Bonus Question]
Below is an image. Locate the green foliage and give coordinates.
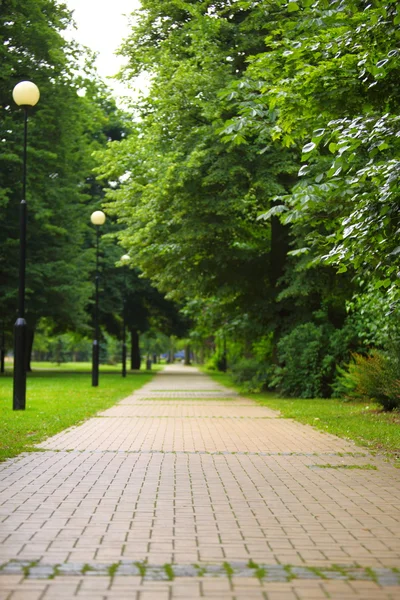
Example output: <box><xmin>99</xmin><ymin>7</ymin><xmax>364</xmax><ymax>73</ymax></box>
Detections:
<box><xmin>252</xmin><ymin>334</ymin><xmax>274</xmax><ymax>363</ymax></box>
<box><xmin>272</xmin><ymin>315</ymin><xmax>358</xmax><ymax>398</ymax></box>
<box><xmin>97</xmin><ymin>0</ymin><xmax>294</xmax><ymax>337</ymax></box>
<box><xmin>0</xmin><ymin>0</ymin><xmax>132</xmax><ymax>360</ymax></box>
<box><xmin>273</xmin><ymin>323</ymin><xmax>327</xmax><ymax>398</ymax></box>
<box><xmin>346</xmin><ymin>286</ymin><xmax>400</xmax><ymax>348</ymax></box>
<box><xmin>140</xmin><ymin>329</ymin><xmax>171</xmax><ymax>357</ymax></box>
<box><xmin>334</xmin><ymin>351</ymin><xmax>400</xmax><ymax>411</ymax></box>
<box><xmin>204</xmin><ymin>354</ymin><xmax>220</xmax><ymax>372</ymax></box>
<box><xmin>230</xmin><ymin>357</ymin><xmax>269</xmax><ymax>393</ymax></box>
<box><xmin>247</xmin><ymin>0</ymin><xmax>400</xmax><ymax>303</ymax></box>
<box><xmin>33</xmin><ymin>320</ymin><xmax>92</xmax><ymax>362</ymax></box>
<box><xmin>96</xmin><ymin>0</ymin><xmax>400</xmax><ymax>400</ymax></box>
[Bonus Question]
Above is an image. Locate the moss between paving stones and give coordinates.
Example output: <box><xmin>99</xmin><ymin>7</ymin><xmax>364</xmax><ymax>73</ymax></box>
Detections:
<box><xmin>2</xmin><ymin>560</ymin><xmax>400</xmax><ymax>586</ymax></box>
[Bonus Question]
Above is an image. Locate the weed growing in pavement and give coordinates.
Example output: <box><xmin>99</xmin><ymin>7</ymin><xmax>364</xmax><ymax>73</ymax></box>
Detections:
<box><xmin>283</xmin><ymin>565</ymin><xmax>295</xmax><ymax>581</ymax></box>
<box><xmin>247</xmin><ymin>559</ymin><xmax>266</xmax><ymax>580</ymax></box>
<box><xmin>108</xmin><ymin>562</ymin><xmax>120</xmax><ymax>578</ymax></box>
<box><xmin>164</xmin><ymin>564</ymin><xmax>175</xmax><ymax>580</ymax></box>
<box><xmin>194</xmin><ymin>564</ymin><xmax>206</xmax><ymax>577</ymax></box>
<box><xmin>307</xmin><ymin>566</ymin><xmax>328</xmax><ymax>579</ymax></box>
<box><xmin>222</xmin><ymin>562</ymin><xmax>234</xmax><ymax>579</ymax></box>
<box><xmin>22</xmin><ymin>560</ymin><xmax>38</xmax><ymax>578</ymax></box>
<box><xmin>365</xmin><ymin>567</ymin><xmax>379</xmax><ymax>583</ymax></box>
<box><xmin>332</xmin><ymin>564</ymin><xmax>352</xmax><ymax>579</ymax></box>
<box><xmin>48</xmin><ymin>565</ymin><xmax>60</xmax><ymax>580</ymax></box>
<box><xmin>135</xmin><ymin>561</ymin><xmax>147</xmax><ymax>577</ymax></box>
<box><xmin>81</xmin><ymin>564</ymin><xmax>94</xmax><ymax>574</ymax></box>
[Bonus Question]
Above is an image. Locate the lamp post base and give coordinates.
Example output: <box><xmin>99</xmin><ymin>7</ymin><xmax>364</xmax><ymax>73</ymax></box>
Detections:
<box><xmin>92</xmin><ymin>340</ymin><xmax>99</xmax><ymax>387</ymax></box>
<box><xmin>13</xmin><ymin>317</ymin><xmax>27</xmax><ymax>410</ymax></box>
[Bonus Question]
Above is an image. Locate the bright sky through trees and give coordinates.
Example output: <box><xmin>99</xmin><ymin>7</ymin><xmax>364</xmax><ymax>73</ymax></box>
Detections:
<box><xmin>64</xmin><ymin>0</ymin><xmax>141</xmax><ymax>98</ymax></box>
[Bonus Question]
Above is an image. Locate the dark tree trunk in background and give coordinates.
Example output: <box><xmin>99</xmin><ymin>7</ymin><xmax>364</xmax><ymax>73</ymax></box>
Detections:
<box><xmin>271</xmin><ymin>211</ymin><xmax>290</xmax><ymax>364</ymax></box>
<box><xmin>130</xmin><ymin>328</ymin><xmax>141</xmax><ymax>369</ymax></box>
<box><xmin>184</xmin><ymin>344</ymin><xmax>191</xmax><ymax>366</ymax></box>
<box><xmin>270</xmin><ymin>216</ymin><xmax>289</xmax><ymax>288</ymax></box>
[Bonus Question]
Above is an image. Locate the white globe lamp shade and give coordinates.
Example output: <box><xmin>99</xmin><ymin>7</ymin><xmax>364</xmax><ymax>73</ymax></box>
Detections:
<box><xmin>90</xmin><ymin>210</ymin><xmax>106</xmax><ymax>226</ymax></box>
<box><xmin>12</xmin><ymin>81</ymin><xmax>40</xmax><ymax>107</ymax></box>
<box><xmin>121</xmin><ymin>254</ymin><xmax>130</xmax><ymax>262</ymax></box>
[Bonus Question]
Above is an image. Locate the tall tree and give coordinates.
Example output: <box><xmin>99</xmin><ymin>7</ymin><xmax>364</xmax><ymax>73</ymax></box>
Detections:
<box><xmin>97</xmin><ymin>0</ymin><xmax>399</xmax><ymax>395</ymax></box>
<box><xmin>0</xmin><ymin>0</ymin><xmax>126</xmax><ymax>363</ymax></box>
<box><xmin>97</xmin><ymin>0</ymin><xmax>297</xmax><ymax>347</ymax></box>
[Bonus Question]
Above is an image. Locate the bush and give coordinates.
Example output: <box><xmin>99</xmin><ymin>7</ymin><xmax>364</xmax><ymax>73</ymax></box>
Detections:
<box><xmin>272</xmin><ymin>323</ymin><xmax>326</xmax><ymax>398</ymax></box>
<box><xmin>271</xmin><ymin>317</ymin><xmax>359</xmax><ymax>398</ymax></box>
<box><xmin>333</xmin><ymin>351</ymin><xmax>400</xmax><ymax>411</ymax></box>
<box><xmin>204</xmin><ymin>354</ymin><xmax>219</xmax><ymax>371</ymax></box>
<box><xmin>230</xmin><ymin>357</ymin><xmax>269</xmax><ymax>393</ymax></box>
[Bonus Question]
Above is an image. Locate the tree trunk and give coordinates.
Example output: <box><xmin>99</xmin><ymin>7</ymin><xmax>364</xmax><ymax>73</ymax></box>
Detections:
<box><xmin>130</xmin><ymin>329</ymin><xmax>141</xmax><ymax>370</ymax></box>
<box><xmin>169</xmin><ymin>336</ymin><xmax>175</xmax><ymax>363</ymax></box>
<box><xmin>270</xmin><ymin>209</ymin><xmax>291</xmax><ymax>364</ymax></box>
<box><xmin>199</xmin><ymin>345</ymin><xmax>205</xmax><ymax>365</ymax></box>
<box><xmin>270</xmin><ymin>215</ymin><xmax>289</xmax><ymax>288</ymax></box>
<box><xmin>184</xmin><ymin>344</ymin><xmax>191</xmax><ymax>366</ymax></box>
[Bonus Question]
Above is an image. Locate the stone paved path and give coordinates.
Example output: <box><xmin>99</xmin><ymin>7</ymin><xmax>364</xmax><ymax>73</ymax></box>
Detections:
<box><xmin>1</xmin><ymin>365</ymin><xmax>400</xmax><ymax>599</ymax></box>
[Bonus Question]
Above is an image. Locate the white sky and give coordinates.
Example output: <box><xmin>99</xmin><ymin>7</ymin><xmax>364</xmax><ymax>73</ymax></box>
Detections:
<box><xmin>64</xmin><ymin>0</ymin><xmax>142</xmax><ymax>99</ymax></box>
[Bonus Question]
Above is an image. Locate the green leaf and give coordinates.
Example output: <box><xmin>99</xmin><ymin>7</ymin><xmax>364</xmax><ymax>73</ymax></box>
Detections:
<box><xmin>298</xmin><ymin>164</ymin><xmax>309</xmax><ymax>176</ymax></box>
<box><xmin>257</xmin><ymin>205</ymin><xmax>288</xmax><ymax>220</ymax></box>
<box><xmin>302</xmin><ymin>142</ymin><xmax>316</xmax><ymax>154</ymax></box>
<box><xmin>287</xmin><ymin>247</ymin><xmax>310</xmax><ymax>257</ymax></box>
<box><xmin>312</xmin><ymin>129</ymin><xmax>325</xmax><ymax>138</ymax></box>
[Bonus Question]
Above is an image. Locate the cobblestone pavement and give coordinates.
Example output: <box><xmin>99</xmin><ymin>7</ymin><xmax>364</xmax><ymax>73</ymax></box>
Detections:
<box><xmin>1</xmin><ymin>364</ymin><xmax>400</xmax><ymax>599</ymax></box>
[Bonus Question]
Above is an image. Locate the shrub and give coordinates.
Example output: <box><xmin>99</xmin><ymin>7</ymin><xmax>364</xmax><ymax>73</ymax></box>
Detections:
<box><xmin>271</xmin><ymin>314</ymin><xmax>361</xmax><ymax>398</ymax></box>
<box><xmin>230</xmin><ymin>357</ymin><xmax>269</xmax><ymax>393</ymax></box>
<box><xmin>272</xmin><ymin>323</ymin><xmax>326</xmax><ymax>398</ymax></box>
<box><xmin>334</xmin><ymin>351</ymin><xmax>400</xmax><ymax>411</ymax></box>
<box><xmin>205</xmin><ymin>354</ymin><xmax>224</xmax><ymax>371</ymax></box>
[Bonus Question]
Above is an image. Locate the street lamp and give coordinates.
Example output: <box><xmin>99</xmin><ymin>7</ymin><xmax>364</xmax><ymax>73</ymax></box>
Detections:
<box><xmin>90</xmin><ymin>210</ymin><xmax>106</xmax><ymax>387</ymax></box>
<box><xmin>121</xmin><ymin>254</ymin><xmax>130</xmax><ymax>377</ymax></box>
<box><xmin>12</xmin><ymin>81</ymin><xmax>40</xmax><ymax>410</ymax></box>
<box><xmin>1</xmin><ymin>322</ymin><xmax>5</xmax><ymax>374</ymax></box>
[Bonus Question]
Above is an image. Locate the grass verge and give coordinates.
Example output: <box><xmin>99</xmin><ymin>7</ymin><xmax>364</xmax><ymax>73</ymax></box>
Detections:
<box><xmin>205</xmin><ymin>370</ymin><xmax>400</xmax><ymax>465</ymax></box>
<box><xmin>0</xmin><ymin>367</ymin><xmax>157</xmax><ymax>462</ymax></box>
<box><xmin>28</xmin><ymin>360</ymin><xmax>165</xmax><ymax>372</ymax></box>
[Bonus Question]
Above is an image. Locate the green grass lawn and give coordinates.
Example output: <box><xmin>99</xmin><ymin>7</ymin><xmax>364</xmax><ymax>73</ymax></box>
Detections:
<box><xmin>206</xmin><ymin>370</ymin><xmax>400</xmax><ymax>465</ymax></box>
<box><xmin>28</xmin><ymin>360</ymin><xmax>165</xmax><ymax>372</ymax></box>
<box><xmin>0</xmin><ymin>365</ymin><xmax>159</xmax><ymax>462</ymax></box>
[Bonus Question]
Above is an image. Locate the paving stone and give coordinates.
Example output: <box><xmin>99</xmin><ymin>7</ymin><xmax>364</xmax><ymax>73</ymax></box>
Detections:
<box><xmin>0</xmin><ymin>365</ymin><xmax>399</xmax><ymax>600</ymax></box>
<box><xmin>26</xmin><ymin>566</ymin><xmax>54</xmax><ymax>579</ymax></box>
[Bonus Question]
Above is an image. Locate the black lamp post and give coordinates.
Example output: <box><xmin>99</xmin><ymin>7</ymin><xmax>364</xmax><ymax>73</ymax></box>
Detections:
<box><xmin>120</xmin><ymin>254</ymin><xmax>130</xmax><ymax>378</ymax></box>
<box><xmin>12</xmin><ymin>81</ymin><xmax>40</xmax><ymax>410</ymax></box>
<box><xmin>90</xmin><ymin>210</ymin><xmax>106</xmax><ymax>387</ymax></box>
<box><xmin>1</xmin><ymin>322</ymin><xmax>5</xmax><ymax>374</ymax></box>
